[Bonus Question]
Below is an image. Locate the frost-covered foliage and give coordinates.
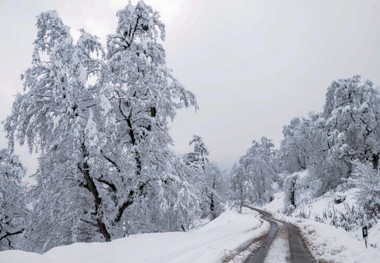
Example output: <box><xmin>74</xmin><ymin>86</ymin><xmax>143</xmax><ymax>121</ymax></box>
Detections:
<box><xmin>280</xmin><ymin>114</ymin><xmax>328</xmax><ymax>173</ymax></box>
<box><xmin>183</xmin><ymin>135</ymin><xmax>224</xmax><ymax>220</ymax></box>
<box><xmin>5</xmin><ymin>1</ymin><xmax>201</xmax><ymax>252</ymax></box>
<box><xmin>23</xmin><ymin>151</ymin><xmax>97</xmax><ymax>253</ymax></box>
<box><xmin>313</xmin><ymin>203</ymin><xmax>370</xmax><ymax>232</ymax></box>
<box><xmin>184</xmin><ymin>135</ymin><xmax>209</xmax><ymax>169</ymax></box>
<box><xmin>231</xmin><ymin>137</ymin><xmax>278</xmax><ymax>208</ymax></box>
<box><xmin>277</xmin><ymin>76</ymin><xmax>380</xmax><ymax>231</ymax></box>
<box><xmin>348</xmin><ymin>161</ymin><xmax>380</xmax><ymax>219</ymax></box>
<box><xmin>5</xmin><ymin>10</ymin><xmax>114</xmax><ymax>250</ymax></box>
<box><xmin>0</xmin><ymin>149</ymin><xmax>26</xmax><ymax>251</ymax></box>
<box><xmin>280</xmin><ymin>76</ymin><xmax>380</xmax><ymax>195</ymax></box>
<box><xmin>104</xmin><ymin>0</ymin><xmax>199</xmax><ymax>236</ymax></box>
<box><xmin>324</xmin><ymin>76</ymin><xmax>380</xmax><ymax>175</ymax></box>
<box><xmin>282</xmin><ymin>171</ymin><xmax>323</xmax><ymax>214</ymax></box>
<box><xmin>282</xmin><ymin>173</ymin><xmax>298</xmax><ymax>213</ymax></box>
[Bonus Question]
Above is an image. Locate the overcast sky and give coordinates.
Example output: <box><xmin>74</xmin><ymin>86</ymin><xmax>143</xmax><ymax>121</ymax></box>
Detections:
<box><xmin>1</xmin><ymin>0</ymin><xmax>380</xmax><ymax>174</ymax></box>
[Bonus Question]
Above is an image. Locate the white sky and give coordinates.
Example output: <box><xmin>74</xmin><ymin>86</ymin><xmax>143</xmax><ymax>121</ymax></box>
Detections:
<box><xmin>1</xmin><ymin>0</ymin><xmax>380</xmax><ymax>173</ymax></box>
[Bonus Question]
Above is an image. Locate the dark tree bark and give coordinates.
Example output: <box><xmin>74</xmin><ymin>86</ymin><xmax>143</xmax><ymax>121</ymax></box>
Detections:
<box><xmin>372</xmin><ymin>154</ymin><xmax>379</xmax><ymax>170</ymax></box>
<box><xmin>290</xmin><ymin>176</ymin><xmax>297</xmax><ymax>208</ymax></box>
<box><xmin>0</xmin><ymin>228</ymin><xmax>24</xmax><ymax>249</ymax></box>
<box><xmin>79</xmin><ymin>143</ymin><xmax>111</xmax><ymax>242</ymax></box>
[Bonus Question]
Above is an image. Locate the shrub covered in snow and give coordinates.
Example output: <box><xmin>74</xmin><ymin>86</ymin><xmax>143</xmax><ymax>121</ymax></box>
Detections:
<box><xmin>348</xmin><ymin>161</ymin><xmax>380</xmax><ymax>220</ymax></box>
<box><xmin>314</xmin><ymin>203</ymin><xmax>371</xmax><ymax>231</ymax></box>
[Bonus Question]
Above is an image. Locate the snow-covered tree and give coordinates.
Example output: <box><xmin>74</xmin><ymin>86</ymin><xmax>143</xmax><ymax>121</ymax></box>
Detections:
<box><xmin>232</xmin><ymin>137</ymin><xmax>278</xmax><ymax>207</ymax></box>
<box><xmin>280</xmin><ymin>117</ymin><xmax>308</xmax><ymax>173</ymax></box>
<box><xmin>183</xmin><ymin>135</ymin><xmax>223</xmax><ymax>219</ymax></box>
<box><xmin>23</xmin><ymin>150</ymin><xmax>97</xmax><ymax>252</ymax></box>
<box><xmin>184</xmin><ymin>135</ymin><xmax>209</xmax><ymax>170</ymax></box>
<box><xmin>0</xmin><ymin>149</ymin><xmax>26</xmax><ymax>251</ymax></box>
<box><xmin>203</xmin><ymin>163</ymin><xmax>224</xmax><ymax>219</ymax></box>
<box><xmin>104</xmin><ymin>0</ymin><xmax>199</xmax><ymax>234</ymax></box>
<box><xmin>279</xmin><ymin>76</ymin><xmax>380</xmax><ymax>196</ymax></box>
<box><xmin>324</xmin><ymin>76</ymin><xmax>380</xmax><ymax>174</ymax></box>
<box><xmin>280</xmin><ymin>114</ymin><xmax>329</xmax><ymax>173</ymax></box>
<box><xmin>230</xmin><ymin>162</ymin><xmax>245</xmax><ymax>213</ymax></box>
<box><xmin>6</xmin><ymin>2</ymin><xmax>200</xmax><ymax>251</ymax></box>
<box><xmin>280</xmin><ymin>113</ymin><xmax>334</xmax><ymax>193</ymax></box>
<box><xmin>349</xmin><ymin>160</ymin><xmax>380</xmax><ymax>219</ymax></box>
<box><xmin>5</xmin><ymin>11</ymin><xmax>117</xmax><ymax>249</ymax></box>
<box><xmin>107</xmin><ymin>0</ymin><xmax>197</xmax><ymax>179</ymax></box>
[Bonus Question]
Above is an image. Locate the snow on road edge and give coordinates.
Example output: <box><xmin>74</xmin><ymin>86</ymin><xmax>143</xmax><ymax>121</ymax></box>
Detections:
<box><xmin>1</xmin><ymin>209</ymin><xmax>266</xmax><ymax>263</ymax></box>
<box><xmin>296</xmin><ymin>219</ymin><xmax>380</xmax><ymax>263</ymax></box>
<box><xmin>264</xmin><ymin>211</ymin><xmax>380</xmax><ymax>263</ymax></box>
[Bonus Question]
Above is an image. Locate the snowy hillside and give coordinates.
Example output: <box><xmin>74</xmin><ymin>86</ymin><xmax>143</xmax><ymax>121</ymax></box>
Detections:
<box><xmin>1</xmin><ymin>209</ymin><xmax>268</xmax><ymax>263</ymax></box>
<box><xmin>296</xmin><ymin>218</ymin><xmax>380</xmax><ymax>263</ymax></box>
<box><xmin>262</xmin><ymin>175</ymin><xmax>380</xmax><ymax>263</ymax></box>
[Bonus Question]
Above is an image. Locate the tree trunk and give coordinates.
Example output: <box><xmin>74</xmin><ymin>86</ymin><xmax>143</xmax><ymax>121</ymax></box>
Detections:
<box><xmin>209</xmin><ymin>178</ymin><xmax>217</xmax><ymax>218</ymax></box>
<box><xmin>80</xmin><ymin>143</ymin><xmax>111</xmax><ymax>241</ymax></box>
<box><xmin>209</xmin><ymin>192</ymin><xmax>215</xmax><ymax>219</ymax></box>
<box><xmin>372</xmin><ymin>154</ymin><xmax>379</xmax><ymax>170</ymax></box>
<box><xmin>290</xmin><ymin>176</ymin><xmax>297</xmax><ymax>208</ymax></box>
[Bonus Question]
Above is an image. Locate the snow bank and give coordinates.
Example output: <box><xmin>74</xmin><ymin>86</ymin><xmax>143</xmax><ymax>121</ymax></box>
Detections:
<box><xmin>1</xmin><ymin>209</ymin><xmax>264</xmax><ymax>263</ymax></box>
<box><xmin>261</xmin><ymin>209</ymin><xmax>380</xmax><ymax>263</ymax></box>
<box><xmin>291</xmin><ymin>188</ymin><xmax>360</xmax><ymax>218</ymax></box>
<box><xmin>296</xmin><ymin>218</ymin><xmax>380</xmax><ymax>263</ymax></box>
<box><xmin>263</xmin><ymin>184</ymin><xmax>380</xmax><ymax>262</ymax></box>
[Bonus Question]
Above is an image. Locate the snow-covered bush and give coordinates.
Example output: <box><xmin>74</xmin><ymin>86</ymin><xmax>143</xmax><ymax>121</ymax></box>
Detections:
<box><xmin>313</xmin><ymin>203</ymin><xmax>375</xmax><ymax>232</ymax></box>
<box><xmin>348</xmin><ymin>161</ymin><xmax>380</xmax><ymax>220</ymax></box>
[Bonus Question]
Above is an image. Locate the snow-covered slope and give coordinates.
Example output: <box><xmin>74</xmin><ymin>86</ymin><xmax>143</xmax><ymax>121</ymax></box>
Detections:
<box><xmin>1</xmin><ymin>209</ymin><xmax>267</xmax><ymax>263</ymax></box>
<box><xmin>263</xmin><ymin>176</ymin><xmax>380</xmax><ymax>263</ymax></box>
<box><xmin>296</xmin><ymin>218</ymin><xmax>380</xmax><ymax>263</ymax></box>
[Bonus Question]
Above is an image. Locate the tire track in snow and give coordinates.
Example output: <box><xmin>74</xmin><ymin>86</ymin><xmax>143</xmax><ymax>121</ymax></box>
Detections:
<box><xmin>240</xmin><ymin>206</ymin><xmax>316</xmax><ymax>263</ymax></box>
<box><xmin>263</xmin><ymin>221</ymin><xmax>289</xmax><ymax>263</ymax></box>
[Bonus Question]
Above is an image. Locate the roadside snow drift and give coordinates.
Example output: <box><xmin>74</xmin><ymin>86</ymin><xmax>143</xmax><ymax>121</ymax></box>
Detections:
<box><xmin>263</xmin><ymin>189</ymin><xmax>380</xmax><ymax>263</ymax></box>
<box><xmin>1</xmin><ymin>209</ymin><xmax>265</xmax><ymax>263</ymax></box>
<box><xmin>297</xmin><ymin>218</ymin><xmax>380</xmax><ymax>263</ymax></box>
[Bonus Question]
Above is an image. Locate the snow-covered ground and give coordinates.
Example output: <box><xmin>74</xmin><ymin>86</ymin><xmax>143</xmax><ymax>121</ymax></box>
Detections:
<box><xmin>263</xmin><ymin>221</ymin><xmax>289</xmax><ymax>263</ymax></box>
<box><xmin>1</xmin><ymin>209</ymin><xmax>267</xmax><ymax>263</ymax></box>
<box><xmin>4</xmin><ymin>180</ymin><xmax>379</xmax><ymax>263</ymax></box>
<box><xmin>263</xmin><ymin>182</ymin><xmax>380</xmax><ymax>263</ymax></box>
<box><xmin>296</xmin><ymin>218</ymin><xmax>380</xmax><ymax>263</ymax></box>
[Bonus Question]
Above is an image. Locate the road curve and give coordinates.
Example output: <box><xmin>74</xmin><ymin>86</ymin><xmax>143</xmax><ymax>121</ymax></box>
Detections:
<box><xmin>242</xmin><ymin>205</ymin><xmax>316</xmax><ymax>263</ymax></box>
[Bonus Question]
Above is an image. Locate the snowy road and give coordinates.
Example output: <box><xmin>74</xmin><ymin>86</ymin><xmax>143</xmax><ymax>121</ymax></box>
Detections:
<box><xmin>241</xmin><ymin>206</ymin><xmax>315</xmax><ymax>263</ymax></box>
